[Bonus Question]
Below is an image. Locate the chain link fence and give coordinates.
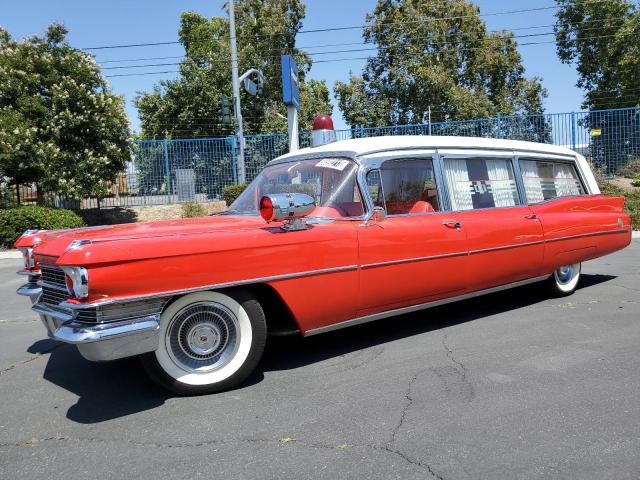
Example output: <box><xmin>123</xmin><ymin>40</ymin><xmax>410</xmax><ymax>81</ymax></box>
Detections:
<box><xmin>6</xmin><ymin>107</ymin><xmax>639</xmax><ymax>209</ymax></box>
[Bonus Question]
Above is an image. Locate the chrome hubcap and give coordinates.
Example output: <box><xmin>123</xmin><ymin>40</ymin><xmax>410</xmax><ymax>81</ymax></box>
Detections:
<box><xmin>166</xmin><ymin>302</ymin><xmax>240</xmax><ymax>373</ymax></box>
<box><xmin>556</xmin><ymin>264</ymin><xmax>576</xmax><ymax>285</ymax></box>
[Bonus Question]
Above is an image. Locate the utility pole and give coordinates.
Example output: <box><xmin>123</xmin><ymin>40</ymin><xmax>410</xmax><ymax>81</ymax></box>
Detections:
<box><xmin>228</xmin><ymin>0</ymin><xmax>245</xmax><ymax>184</ymax></box>
<box><xmin>428</xmin><ymin>106</ymin><xmax>432</xmax><ymax>135</ymax></box>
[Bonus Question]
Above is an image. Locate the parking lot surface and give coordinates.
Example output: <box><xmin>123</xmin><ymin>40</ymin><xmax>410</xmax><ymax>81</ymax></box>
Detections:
<box><xmin>1</xmin><ymin>241</ymin><xmax>639</xmax><ymax>479</ymax></box>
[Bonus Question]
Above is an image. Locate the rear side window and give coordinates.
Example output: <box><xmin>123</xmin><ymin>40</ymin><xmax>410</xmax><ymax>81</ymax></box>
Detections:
<box><xmin>442</xmin><ymin>157</ymin><xmax>520</xmax><ymax>211</ymax></box>
<box><xmin>366</xmin><ymin>158</ymin><xmax>440</xmax><ymax>215</ymax></box>
<box><xmin>519</xmin><ymin>159</ymin><xmax>585</xmax><ymax>204</ymax></box>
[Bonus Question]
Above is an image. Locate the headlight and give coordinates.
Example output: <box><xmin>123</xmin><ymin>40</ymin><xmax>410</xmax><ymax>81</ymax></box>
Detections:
<box><xmin>18</xmin><ymin>247</ymin><xmax>35</xmax><ymax>269</ymax></box>
<box><xmin>61</xmin><ymin>266</ymin><xmax>89</xmax><ymax>299</ymax></box>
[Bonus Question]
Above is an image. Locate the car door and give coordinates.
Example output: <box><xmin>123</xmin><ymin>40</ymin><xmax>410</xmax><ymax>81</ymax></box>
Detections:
<box><xmin>357</xmin><ymin>153</ymin><xmax>468</xmax><ymax>316</ymax></box>
<box><xmin>439</xmin><ymin>150</ymin><xmax>545</xmax><ymax>292</ymax></box>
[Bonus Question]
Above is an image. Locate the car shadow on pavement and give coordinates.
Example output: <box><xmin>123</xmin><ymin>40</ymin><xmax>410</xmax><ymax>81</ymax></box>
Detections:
<box><xmin>260</xmin><ymin>273</ymin><xmax>616</xmax><ymax>372</ymax></box>
<box><xmin>34</xmin><ymin>273</ymin><xmax>614</xmax><ymax>423</ymax></box>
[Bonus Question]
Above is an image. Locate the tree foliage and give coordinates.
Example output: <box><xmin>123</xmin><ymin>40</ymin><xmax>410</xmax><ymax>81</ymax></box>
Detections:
<box><xmin>555</xmin><ymin>1</ymin><xmax>640</xmax><ymax>173</ymax></box>
<box><xmin>0</xmin><ymin>24</ymin><xmax>130</xmax><ymax>198</ymax></box>
<box><xmin>135</xmin><ymin>2</ymin><xmax>333</xmax><ymax>139</ymax></box>
<box><xmin>555</xmin><ymin>0</ymin><xmax>640</xmax><ymax>110</ymax></box>
<box><xmin>334</xmin><ymin>0</ymin><xmax>547</xmax><ymax>128</ymax></box>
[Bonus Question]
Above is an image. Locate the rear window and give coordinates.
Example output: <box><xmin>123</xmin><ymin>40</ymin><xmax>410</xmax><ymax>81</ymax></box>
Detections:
<box><xmin>519</xmin><ymin>159</ymin><xmax>585</xmax><ymax>204</ymax></box>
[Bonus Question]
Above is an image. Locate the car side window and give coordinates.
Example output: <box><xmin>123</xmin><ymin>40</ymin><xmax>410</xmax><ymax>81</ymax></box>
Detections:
<box><xmin>366</xmin><ymin>158</ymin><xmax>440</xmax><ymax>215</ymax></box>
<box><xmin>442</xmin><ymin>157</ymin><xmax>520</xmax><ymax>211</ymax></box>
<box><xmin>519</xmin><ymin>159</ymin><xmax>585</xmax><ymax>204</ymax></box>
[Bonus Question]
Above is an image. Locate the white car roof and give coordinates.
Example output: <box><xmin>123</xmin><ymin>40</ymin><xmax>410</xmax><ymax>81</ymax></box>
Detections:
<box><xmin>271</xmin><ymin>135</ymin><xmax>579</xmax><ymax>165</ymax></box>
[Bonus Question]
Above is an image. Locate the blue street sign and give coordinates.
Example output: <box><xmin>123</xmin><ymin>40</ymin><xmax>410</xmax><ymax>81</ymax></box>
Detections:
<box><xmin>281</xmin><ymin>55</ymin><xmax>300</xmax><ymax>111</ymax></box>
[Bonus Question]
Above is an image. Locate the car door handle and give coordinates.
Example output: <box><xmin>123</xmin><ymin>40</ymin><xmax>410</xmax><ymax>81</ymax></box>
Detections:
<box><xmin>443</xmin><ymin>221</ymin><xmax>462</xmax><ymax>229</ymax></box>
<box><xmin>524</xmin><ymin>214</ymin><xmax>538</xmax><ymax>219</ymax></box>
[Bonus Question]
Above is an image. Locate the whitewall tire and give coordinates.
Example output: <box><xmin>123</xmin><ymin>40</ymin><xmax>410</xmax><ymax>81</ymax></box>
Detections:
<box><xmin>548</xmin><ymin>263</ymin><xmax>581</xmax><ymax>296</ymax></box>
<box><xmin>141</xmin><ymin>290</ymin><xmax>266</xmax><ymax>395</ymax></box>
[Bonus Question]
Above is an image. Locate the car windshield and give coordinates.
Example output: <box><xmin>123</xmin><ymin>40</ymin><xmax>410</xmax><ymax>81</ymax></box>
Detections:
<box><xmin>229</xmin><ymin>158</ymin><xmax>365</xmax><ymax>218</ymax></box>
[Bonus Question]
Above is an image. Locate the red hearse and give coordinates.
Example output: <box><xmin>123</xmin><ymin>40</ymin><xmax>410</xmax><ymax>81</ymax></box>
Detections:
<box><xmin>15</xmin><ymin>135</ymin><xmax>631</xmax><ymax>394</ymax></box>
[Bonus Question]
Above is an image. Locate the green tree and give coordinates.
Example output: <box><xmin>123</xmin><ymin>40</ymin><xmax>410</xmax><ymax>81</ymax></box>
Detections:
<box><xmin>334</xmin><ymin>0</ymin><xmax>547</xmax><ymax>128</ymax></box>
<box><xmin>555</xmin><ymin>0</ymin><xmax>640</xmax><ymax>173</ymax></box>
<box><xmin>555</xmin><ymin>0</ymin><xmax>639</xmax><ymax>110</ymax></box>
<box><xmin>135</xmin><ymin>3</ymin><xmax>333</xmax><ymax>139</ymax></box>
<box><xmin>0</xmin><ymin>24</ymin><xmax>130</xmax><ymax>200</ymax></box>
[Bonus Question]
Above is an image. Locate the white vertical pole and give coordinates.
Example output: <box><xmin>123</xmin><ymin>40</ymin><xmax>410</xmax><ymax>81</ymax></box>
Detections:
<box><xmin>287</xmin><ymin>105</ymin><xmax>299</xmax><ymax>152</ymax></box>
<box><xmin>228</xmin><ymin>0</ymin><xmax>246</xmax><ymax>184</ymax></box>
<box><xmin>428</xmin><ymin>106</ymin><xmax>432</xmax><ymax>135</ymax></box>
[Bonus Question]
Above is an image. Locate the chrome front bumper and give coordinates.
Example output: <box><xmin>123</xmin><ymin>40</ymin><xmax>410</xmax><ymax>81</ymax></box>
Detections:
<box><xmin>30</xmin><ymin>300</ymin><xmax>160</xmax><ymax>362</ymax></box>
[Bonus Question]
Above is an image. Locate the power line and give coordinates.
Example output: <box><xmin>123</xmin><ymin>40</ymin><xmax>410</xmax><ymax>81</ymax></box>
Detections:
<box><xmin>88</xmin><ymin>5</ymin><xmax>561</xmax><ymax>51</ymax></box>
<box><xmin>104</xmin><ymin>30</ymin><xmax>632</xmax><ymax>77</ymax></box>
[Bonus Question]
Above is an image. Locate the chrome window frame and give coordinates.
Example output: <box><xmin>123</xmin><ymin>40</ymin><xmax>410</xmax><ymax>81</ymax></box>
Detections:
<box><xmin>357</xmin><ymin>150</ymin><xmax>447</xmax><ymax>218</ymax></box>
<box><xmin>515</xmin><ymin>153</ymin><xmax>588</xmax><ymax>205</ymax></box>
<box><xmin>436</xmin><ymin>149</ymin><xmax>524</xmax><ymax>213</ymax></box>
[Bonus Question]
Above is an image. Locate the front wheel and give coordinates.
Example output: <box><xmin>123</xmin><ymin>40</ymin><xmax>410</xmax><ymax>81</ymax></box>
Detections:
<box><xmin>141</xmin><ymin>290</ymin><xmax>266</xmax><ymax>395</ymax></box>
<box><xmin>547</xmin><ymin>262</ymin><xmax>581</xmax><ymax>296</ymax></box>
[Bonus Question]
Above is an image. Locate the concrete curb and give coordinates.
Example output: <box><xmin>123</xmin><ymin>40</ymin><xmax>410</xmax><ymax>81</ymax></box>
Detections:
<box><xmin>633</xmin><ymin>231</ymin><xmax>640</xmax><ymax>239</ymax></box>
<box><xmin>0</xmin><ymin>250</ymin><xmax>21</xmax><ymax>260</ymax></box>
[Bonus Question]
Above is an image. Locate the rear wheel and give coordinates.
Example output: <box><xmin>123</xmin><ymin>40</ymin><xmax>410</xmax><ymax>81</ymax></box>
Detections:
<box><xmin>141</xmin><ymin>290</ymin><xmax>266</xmax><ymax>395</ymax></box>
<box><xmin>548</xmin><ymin>262</ymin><xmax>581</xmax><ymax>296</ymax></box>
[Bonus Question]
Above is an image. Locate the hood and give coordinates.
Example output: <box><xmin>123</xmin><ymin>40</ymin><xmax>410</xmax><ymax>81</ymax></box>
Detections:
<box><xmin>32</xmin><ymin>214</ymin><xmax>267</xmax><ymax>261</ymax></box>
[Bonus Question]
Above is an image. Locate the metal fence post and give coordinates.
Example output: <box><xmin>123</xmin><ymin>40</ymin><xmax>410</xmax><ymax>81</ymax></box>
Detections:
<box><xmin>230</xmin><ymin>136</ymin><xmax>238</xmax><ymax>184</ymax></box>
<box><xmin>163</xmin><ymin>138</ymin><xmax>171</xmax><ymax>203</ymax></box>
<box><xmin>496</xmin><ymin>113</ymin><xmax>502</xmax><ymax>139</ymax></box>
<box><xmin>571</xmin><ymin>111</ymin><xmax>577</xmax><ymax>151</ymax></box>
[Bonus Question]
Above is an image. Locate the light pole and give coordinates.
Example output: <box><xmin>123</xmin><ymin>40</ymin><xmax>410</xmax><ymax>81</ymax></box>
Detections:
<box><xmin>228</xmin><ymin>0</ymin><xmax>246</xmax><ymax>184</ymax></box>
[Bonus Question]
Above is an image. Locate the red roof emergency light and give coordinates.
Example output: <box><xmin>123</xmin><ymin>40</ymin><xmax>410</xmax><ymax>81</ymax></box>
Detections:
<box><xmin>311</xmin><ymin>114</ymin><xmax>337</xmax><ymax>147</ymax></box>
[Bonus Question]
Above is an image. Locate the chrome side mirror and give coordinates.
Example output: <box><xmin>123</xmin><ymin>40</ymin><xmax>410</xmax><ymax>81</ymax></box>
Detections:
<box><xmin>363</xmin><ymin>206</ymin><xmax>386</xmax><ymax>226</ymax></box>
<box><xmin>371</xmin><ymin>206</ymin><xmax>386</xmax><ymax>222</ymax></box>
<box><xmin>260</xmin><ymin>193</ymin><xmax>316</xmax><ymax>231</ymax></box>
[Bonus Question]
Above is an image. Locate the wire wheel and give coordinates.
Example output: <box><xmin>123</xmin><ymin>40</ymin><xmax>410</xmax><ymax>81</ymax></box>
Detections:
<box><xmin>165</xmin><ymin>302</ymin><xmax>240</xmax><ymax>373</ymax></box>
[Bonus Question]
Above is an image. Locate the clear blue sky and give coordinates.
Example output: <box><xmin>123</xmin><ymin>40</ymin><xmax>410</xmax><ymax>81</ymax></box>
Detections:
<box><xmin>2</xmin><ymin>0</ymin><xmax>584</xmax><ymax>133</ymax></box>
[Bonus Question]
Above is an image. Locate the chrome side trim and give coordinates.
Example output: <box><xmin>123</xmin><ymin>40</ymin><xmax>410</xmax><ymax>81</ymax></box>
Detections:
<box><xmin>59</xmin><ymin>264</ymin><xmax>360</xmax><ymax>308</ymax></box>
<box><xmin>545</xmin><ymin>228</ymin><xmax>630</xmax><ymax>243</ymax></box>
<box><xmin>468</xmin><ymin>240</ymin><xmax>545</xmax><ymax>255</ymax></box>
<box><xmin>360</xmin><ymin>228</ymin><xmax>629</xmax><ymax>269</ymax></box>
<box><xmin>304</xmin><ymin>275</ymin><xmax>548</xmax><ymax>336</ymax></box>
<box><xmin>362</xmin><ymin>251</ymin><xmax>468</xmax><ymax>269</ymax></box>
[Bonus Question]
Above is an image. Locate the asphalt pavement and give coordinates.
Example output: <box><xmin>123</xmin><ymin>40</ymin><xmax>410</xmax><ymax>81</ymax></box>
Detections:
<box><xmin>1</xmin><ymin>241</ymin><xmax>639</xmax><ymax>479</ymax></box>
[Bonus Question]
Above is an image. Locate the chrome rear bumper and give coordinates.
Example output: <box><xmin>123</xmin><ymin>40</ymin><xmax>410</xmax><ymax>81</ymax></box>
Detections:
<box><xmin>32</xmin><ymin>303</ymin><xmax>160</xmax><ymax>362</ymax></box>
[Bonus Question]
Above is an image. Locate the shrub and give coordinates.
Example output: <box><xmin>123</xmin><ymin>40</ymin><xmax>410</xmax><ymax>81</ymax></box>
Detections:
<box><xmin>599</xmin><ymin>180</ymin><xmax>640</xmax><ymax>230</ymax></box>
<box><xmin>0</xmin><ymin>205</ymin><xmax>85</xmax><ymax>247</ymax></box>
<box><xmin>180</xmin><ymin>202</ymin><xmax>207</xmax><ymax>218</ymax></box>
<box><xmin>632</xmin><ymin>174</ymin><xmax>640</xmax><ymax>188</ymax></box>
<box><xmin>223</xmin><ymin>183</ymin><xmax>248</xmax><ymax>206</ymax></box>
<box><xmin>617</xmin><ymin>158</ymin><xmax>640</xmax><ymax>179</ymax></box>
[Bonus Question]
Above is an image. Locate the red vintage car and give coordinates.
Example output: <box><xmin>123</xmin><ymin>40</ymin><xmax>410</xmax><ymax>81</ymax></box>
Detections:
<box><xmin>15</xmin><ymin>134</ymin><xmax>631</xmax><ymax>394</ymax></box>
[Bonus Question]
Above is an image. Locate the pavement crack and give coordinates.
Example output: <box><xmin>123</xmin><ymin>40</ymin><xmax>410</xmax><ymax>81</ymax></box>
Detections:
<box><xmin>0</xmin><ymin>344</ymin><xmax>63</xmax><ymax>377</ymax></box>
<box><xmin>387</xmin><ymin>370</ymin><xmax>419</xmax><ymax>447</ymax></box>
<box><xmin>380</xmin><ymin>445</ymin><xmax>445</xmax><ymax>479</ymax></box>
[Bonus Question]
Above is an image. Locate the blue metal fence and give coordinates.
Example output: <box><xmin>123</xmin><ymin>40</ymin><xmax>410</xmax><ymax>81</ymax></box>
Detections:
<box><xmin>75</xmin><ymin>107</ymin><xmax>640</xmax><ymax>209</ymax></box>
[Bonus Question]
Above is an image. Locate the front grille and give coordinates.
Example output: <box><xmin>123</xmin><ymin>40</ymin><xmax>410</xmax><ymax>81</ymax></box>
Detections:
<box><xmin>75</xmin><ymin>309</ymin><xmax>98</xmax><ymax>323</ymax></box>
<box><xmin>41</xmin><ymin>286</ymin><xmax>69</xmax><ymax>306</ymax></box>
<box><xmin>41</xmin><ymin>265</ymin><xmax>67</xmax><ymax>290</ymax></box>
